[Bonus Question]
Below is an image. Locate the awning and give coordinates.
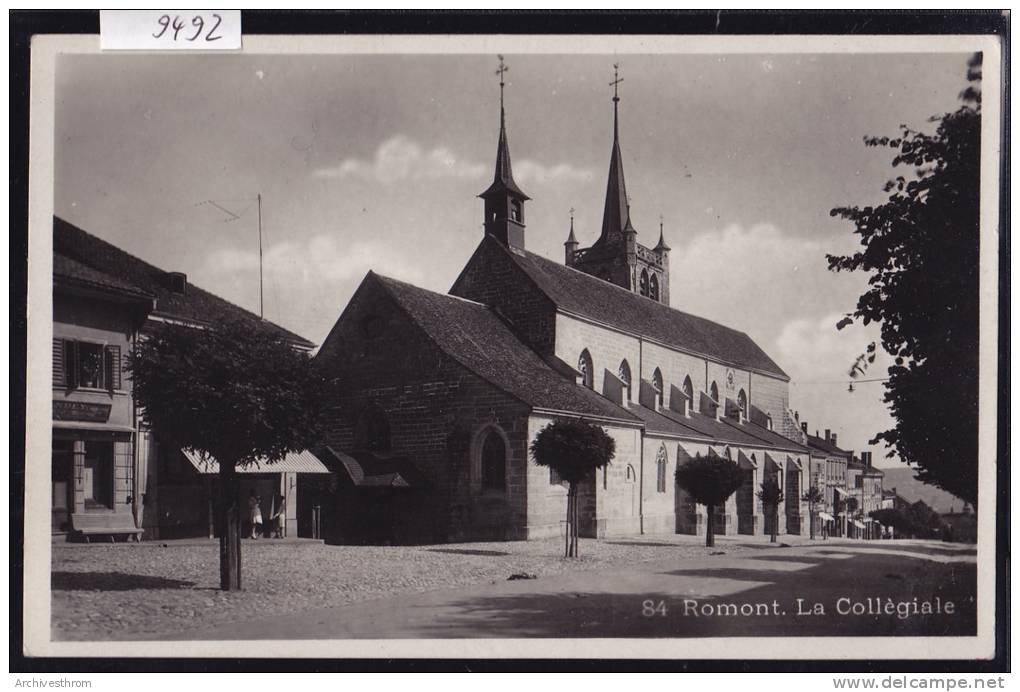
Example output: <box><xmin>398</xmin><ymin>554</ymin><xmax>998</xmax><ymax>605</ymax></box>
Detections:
<box><xmin>818</xmin><ymin>512</ymin><xmax>835</xmax><ymax>521</ymax></box>
<box><xmin>324</xmin><ymin>447</ymin><xmax>427</xmax><ymax>488</ymax></box>
<box><xmin>182</xmin><ymin>449</ymin><xmax>330</xmax><ymax>475</ymax></box>
<box><xmin>833</xmin><ymin>487</ymin><xmax>848</xmax><ymax>496</ymax></box>
<box><xmin>853</xmin><ymin>520</ymin><xmax>866</xmax><ymax>529</ymax></box>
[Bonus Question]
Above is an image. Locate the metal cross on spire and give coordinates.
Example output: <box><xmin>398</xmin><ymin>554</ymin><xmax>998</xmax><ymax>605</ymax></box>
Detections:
<box><xmin>496</xmin><ymin>55</ymin><xmax>509</xmax><ymax>110</ymax></box>
<box><xmin>610</xmin><ymin>62</ymin><xmax>624</xmax><ymax>103</ymax></box>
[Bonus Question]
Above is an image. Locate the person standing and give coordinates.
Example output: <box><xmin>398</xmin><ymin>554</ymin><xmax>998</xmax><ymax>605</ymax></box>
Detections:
<box><xmin>248</xmin><ymin>490</ymin><xmax>263</xmax><ymax>539</ymax></box>
<box><xmin>271</xmin><ymin>495</ymin><xmax>286</xmax><ymax>539</ymax></box>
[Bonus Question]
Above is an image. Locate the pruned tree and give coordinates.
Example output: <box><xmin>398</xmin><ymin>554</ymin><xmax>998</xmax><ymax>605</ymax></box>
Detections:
<box><xmin>802</xmin><ymin>486</ymin><xmax>825</xmax><ymax>540</ymax></box>
<box><xmin>828</xmin><ymin>54</ymin><xmax>982</xmax><ymax>507</ymax></box>
<box><xmin>530</xmin><ymin>419</ymin><xmax>616</xmax><ymax>557</ymax></box>
<box><xmin>756</xmin><ymin>478</ymin><xmax>784</xmax><ymax>543</ymax></box>
<box><xmin>130</xmin><ymin>318</ymin><xmax>325</xmax><ymax>590</ymax></box>
<box><xmin>675</xmin><ymin>453</ymin><xmax>745</xmax><ymax>547</ymax></box>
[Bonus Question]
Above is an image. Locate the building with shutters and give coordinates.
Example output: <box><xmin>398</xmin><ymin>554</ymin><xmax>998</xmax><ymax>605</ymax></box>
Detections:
<box><xmin>52</xmin><ymin>218</ymin><xmax>328</xmax><ymax>541</ymax></box>
<box><xmin>314</xmin><ymin>71</ymin><xmax>821</xmax><ymax>544</ymax></box>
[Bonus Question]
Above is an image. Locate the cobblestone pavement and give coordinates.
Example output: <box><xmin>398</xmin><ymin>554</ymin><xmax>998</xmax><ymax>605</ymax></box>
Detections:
<box><xmin>50</xmin><ymin>533</ymin><xmax>840</xmax><ymax>640</ymax></box>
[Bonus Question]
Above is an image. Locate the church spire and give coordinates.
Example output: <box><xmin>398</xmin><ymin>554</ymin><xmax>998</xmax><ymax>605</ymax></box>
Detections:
<box><xmin>564</xmin><ymin>207</ymin><xmax>579</xmax><ymax>266</ymax></box>
<box><xmin>655</xmin><ymin>215</ymin><xmax>671</xmax><ymax>251</ymax></box>
<box><xmin>597</xmin><ymin>63</ymin><xmax>636</xmax><ymax>245</ymax></box>
<box><xmin>479</xmin><ymin>55</ymin><xmax>529</xmax><ymax>251</ymax></box>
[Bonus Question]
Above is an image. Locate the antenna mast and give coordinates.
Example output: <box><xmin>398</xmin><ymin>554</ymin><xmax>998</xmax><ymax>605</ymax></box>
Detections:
<box><xmin>257</xmin><ymin>193</ymin><xmax>264</xmax><ymax>319</ymax></box>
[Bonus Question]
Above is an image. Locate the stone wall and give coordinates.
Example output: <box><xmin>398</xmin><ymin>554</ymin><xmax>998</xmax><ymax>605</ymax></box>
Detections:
<box><xmin>316</xmin><ymin>276</ymin><xmax>533</xmax><ymax>544</ymax></box>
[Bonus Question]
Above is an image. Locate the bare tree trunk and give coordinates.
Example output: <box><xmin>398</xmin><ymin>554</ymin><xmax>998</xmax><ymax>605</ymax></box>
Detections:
<box><xmin>706</xmin><ymin>504</ymin><xmax>715</xmax><ymax>548</ymax></box>
<box><xmin>218</xmin><ymin>465</ymin><xmax>242</xmax><ymax>590</ymax></box>
<box><xmin>809</xmin><ymin>500</ymin><xmax>815</xmax><ymax>540</ymax></box>
<box><xmin>770</xmin><ymin>505</ymin><xmax>778</xmax><ymax>543</ymax></box>
<box><xmin>573</xmin><ymin>485</ymin><xmax>580</xmax><ymax>558</ymax></box>
<box><xmin>565</xmin><ymin>484</ymin><xmax>574</xmax><ymax>558</ymax></box>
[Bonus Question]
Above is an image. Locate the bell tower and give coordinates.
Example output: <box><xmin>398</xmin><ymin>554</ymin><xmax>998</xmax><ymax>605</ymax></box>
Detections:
<box><xmin>479</xmin><ymin>55</ymin><xmax>530</xmax><ymax>252</ymax></box>
<box><xmin>567</xmin><ymin>64</ymin><xmax>671</xmax><ymax>306</ymax></box>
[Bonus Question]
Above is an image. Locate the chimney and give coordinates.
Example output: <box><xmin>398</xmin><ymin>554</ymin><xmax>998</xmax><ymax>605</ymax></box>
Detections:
<box><xmin>166</xmin><ymin>271</ymin><xmax>187</xmax><ymax>295</ymax></box>
<box><xmin>831</xmin><ymin>433</ymin><xmax>838</xmax><ymax>447</ymax></box>
<box><xmin>801</xmin><ymin>421</ymin><xmax>808</xmax><ymax>434</ymax></box>
<box><xmin>825</xmin><ymin>429</ymin><xmax>831</xmax><ymax>443</ymax></box>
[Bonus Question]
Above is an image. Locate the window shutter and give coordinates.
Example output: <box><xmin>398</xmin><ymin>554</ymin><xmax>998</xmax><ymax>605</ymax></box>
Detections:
<box><xmin>52</xmin><ymin>338</ymin><xmax>64</xmax><ymax>387</ymax></box>
<box><xmin>106</xmin><ymin>345</ymin><xmax>122</xmax><ymax>391</ymax></box>
<box><xmin>64</xmin><ymin>340</ymin><xmax>78</xmax><ymax>389</ymax></box>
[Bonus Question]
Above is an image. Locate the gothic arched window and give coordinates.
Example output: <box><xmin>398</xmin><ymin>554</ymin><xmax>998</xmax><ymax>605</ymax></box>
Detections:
<box><xmin>682</xmin><ymin>375</ymin><xmax>694</xmax><ymax>409</ymax></box>
<box><xmin>737</xmin><ymin>388</ymin><xmax>748</xmax><ymax>415</ymax></box>
<box><xmin>618</xmin><ymin>359</ymin><xmax>632</xmax><ymax>401</ymax></box>
<box><xmin>656</xmin><ymin>445</ymin><xmax>668</xmax><ymax>493</ymax></box>
<box><xmin>639</xmin><ymin>269</ymin><xmax>650</xmax><ymax>297</ymax></box>
<box><xmin>578</xmin><ymin>349</ymin><xmax>594</xmax><ymax>389</ymax></box>
<box><xmin>710</xmin><ymin>381</ymin><xmax>720</xmax><ymax>404</ymax></box>
<box><xmin>652</xmin><ymin>367</ymin><xmax>664</xmax><ymax>408</ymax></box>
<box><xmin>480</xmin><ymin>428</ymin><xmax>507</xmax><ymax>491</ymax></box>
<box><xmin>354</xmin><ymin>405</ymin><xmax>391</xmax><ymax>451</ymax></box>
<box><xmin>649</xmin><ymin>273</ymin><xmax>660</xmax><ymax>302</ymax></box>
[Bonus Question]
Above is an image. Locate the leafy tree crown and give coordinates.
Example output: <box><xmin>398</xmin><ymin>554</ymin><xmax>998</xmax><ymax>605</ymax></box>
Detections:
<box><xmin>529</xmin><ymin>419</ymin><xmax>616</xmax><ymax>485</ymax></box>
<box><xmin>129</xmin><ymin>318</ymin><xmax>326</xmax><ymax>466</ymax></box>
<box><xmin>674</xmin><ymin>453</ymin><xmax>745</xmax><ymax>506</ymax></box>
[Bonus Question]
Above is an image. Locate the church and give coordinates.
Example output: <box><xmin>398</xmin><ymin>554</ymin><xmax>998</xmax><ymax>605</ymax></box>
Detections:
<box><xmin>314</xmin><ymin>66</ymin><xmax>814</xmax><ymax>545</ymax></box>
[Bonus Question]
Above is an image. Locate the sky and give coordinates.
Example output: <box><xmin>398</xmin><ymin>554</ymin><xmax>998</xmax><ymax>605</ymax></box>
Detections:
<box><xmin>53</xmin><ymin>50</ymin><xmax>973</xmax><ymax>468</ymax></box>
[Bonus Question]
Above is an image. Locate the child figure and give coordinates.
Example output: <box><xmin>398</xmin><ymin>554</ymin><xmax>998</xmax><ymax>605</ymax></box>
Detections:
<box><xmin>248</xmin><ymin>490</ymin><xmax>263</xmax><ymax>539</ymax></box>
<box><xmin>271</xmin><ymin>495</ymin><xmax>287</xmax><ymax>539</ymax></box>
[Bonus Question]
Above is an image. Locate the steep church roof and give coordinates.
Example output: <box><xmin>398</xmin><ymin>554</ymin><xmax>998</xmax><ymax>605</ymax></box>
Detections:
<box><xmin>482</xmin><ymin>238</ymin><xmax>788</xmax><ymax>379</ymax></box>
<box><xmin>54</xmin><ymin>216</ymin><xmax>314</xmax><ymax>347</ymax></box>
<box><xmin>372</xmin><ymin>273</ymin><xmax>640</xmax><ymax>423</ymax></box>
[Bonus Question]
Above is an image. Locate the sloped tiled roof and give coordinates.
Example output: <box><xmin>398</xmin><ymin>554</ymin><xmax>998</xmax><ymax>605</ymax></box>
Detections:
<box><xmin>373</xmin><ymin>273</ymin><xmax>640</xmax><ymax>423</ymax></box>
<box><xmin>54</xmin><ymin>217</ymin><xmax>313</xmax><ymax>347</ymax></box>
<box><xmin>491</xmin><ymin>239</ymin><xmax>788</xmax><ymax>379</ymax></box>
<box><xmin>806</xmin><ymin>433</ymin><xmax>851</xmax><ymax>458</ymax></box>
<box><xmin>629</xmin><ymin>402</ymin><xmax>807</xmax><ymax>453</ymax></box>
<box><xmin>54</xmin><ymin>254</ymin><xmax>154</xmax><ymax>301</ymax></box>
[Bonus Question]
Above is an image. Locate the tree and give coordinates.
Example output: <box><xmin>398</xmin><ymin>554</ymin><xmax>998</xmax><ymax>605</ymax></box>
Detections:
<box><xmin>802</xmin><ymin>486</ymin><xmax>825</xmax><ymax>540</ymax></box>
<box><xmin>675</xmin><ymin>453</ymin><xmax>745</xmax><ymax>547</ymax></box>
<box><xmin>530</xmin><ymin>420</ymin><xmax>616</xmax><ymax>557</ymax></box>
<box><xmin>828</xmin><ymin>54</ymin><xmax>981</xmax><ymax>507</ymax></box>
<box><xmin>756</xmin><ymin>477</ymin><xmax>784</xmax><ymax>543</ymax></box>
<box><xmin>130</xmin><ymin>318</ymin><xmax>325</xmax><ymax>590</ymax></box>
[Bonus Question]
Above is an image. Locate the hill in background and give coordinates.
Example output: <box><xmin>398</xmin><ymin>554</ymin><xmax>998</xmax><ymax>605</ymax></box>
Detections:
<box><xmin>880</xmin><ymin>466</ymin><xmax>967</xmax><ymax>513</ymax></box>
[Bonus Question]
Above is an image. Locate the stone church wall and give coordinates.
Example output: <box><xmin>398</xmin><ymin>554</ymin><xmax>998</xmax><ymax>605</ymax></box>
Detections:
<box><xmin>525</xmin><ymin>414</ymin><xmax>642</xmax><ymax>539</ymax></box>
<box><xmin>555</xmin><ymin>313</ymin><xmax>641</xmax><ymax>398</ymax></box>
<box><xmin>317</xmin><ymin>280</ymin><xmax>533</xmax><ymax>544</ymax></box>
<box><xmin>450</xmin><ymin>240</ymin><xmax>559</xmax><ymax>355</ymax></box>
<box><xmin>750</xmin><ymin>372</ymin><xmax>798</xmax><ymax>441</ymax></box>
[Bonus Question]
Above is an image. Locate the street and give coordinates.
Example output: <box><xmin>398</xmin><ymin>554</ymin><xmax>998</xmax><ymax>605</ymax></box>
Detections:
<box><xmin>129</xmin><ymin>538</ymin><xmax>976</xmax><ymax>640</ymax></box>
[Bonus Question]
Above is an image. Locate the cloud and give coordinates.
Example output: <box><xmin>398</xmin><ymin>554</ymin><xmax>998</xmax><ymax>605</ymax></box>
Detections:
<box><xmin>196</xmin><ymin>234</ymin><xmax>426</xmax><ymax>343</ymax></box>
<box><xmin>513</xmin><ymin>160</ymin><xmax>594</xmax><ymax>185</ymax></box>
<box><xmin>669</xmin><ymin>223</ymin><xmax>863</xmax><ymax>345</ymax></box>
<box><xmin>312</xmin><ymin>135</ymin><xmax>486</xmax><ymax>183</ymax></box>
<box><xmin>775</xmin><ymin>313</ymin><xmax>895</xmax><ymax>458</ymax></box>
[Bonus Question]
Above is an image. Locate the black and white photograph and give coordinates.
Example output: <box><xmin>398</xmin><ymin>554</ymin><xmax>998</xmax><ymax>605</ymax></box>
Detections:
<box><xmin>17</xmin><ymin>20</ymin><xmax>1005</xmax><ymax>667</ymax></box>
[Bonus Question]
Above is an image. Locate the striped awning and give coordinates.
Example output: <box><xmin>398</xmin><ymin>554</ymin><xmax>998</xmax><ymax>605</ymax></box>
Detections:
<box><xmin>182</xmin><ymin>449</ymin><xmax>330</xmax><ymax>475</ymax></box>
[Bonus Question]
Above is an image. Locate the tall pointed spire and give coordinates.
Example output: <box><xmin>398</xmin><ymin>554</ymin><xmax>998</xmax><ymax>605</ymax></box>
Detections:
<box><xmin>597</xmin><ymin>63</ymin><xmax>636</xmax><ymax>245</ymax></box>
<box><xmin>481</xmin><ymin>55</ymin><xmax>528</xmax><ymax>201</ymax></box>
<box><xmin>479</xmin><ymin>55</ymin><xmax>529</xmax><ymax>251</ymax></box>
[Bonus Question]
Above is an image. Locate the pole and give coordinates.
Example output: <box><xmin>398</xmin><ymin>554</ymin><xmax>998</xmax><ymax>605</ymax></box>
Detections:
<box><xmin>257</xmin><ymin>193</ymin><xmax>264</xmax><ymax>320</ymax></box>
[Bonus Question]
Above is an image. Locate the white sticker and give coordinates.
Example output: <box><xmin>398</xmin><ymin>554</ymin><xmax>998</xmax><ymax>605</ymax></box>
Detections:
<box><xmin>100</xmin><ymin>10</ymin><xmax>241</xmax><ymax>51</ymax></box>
